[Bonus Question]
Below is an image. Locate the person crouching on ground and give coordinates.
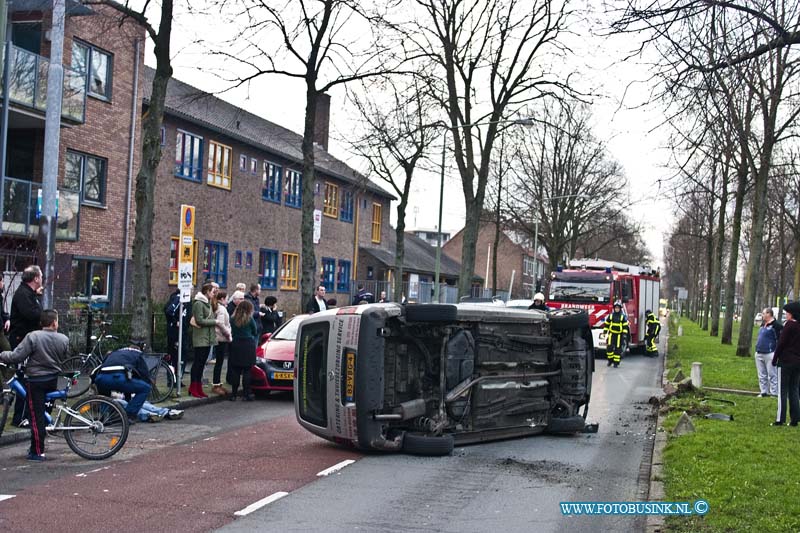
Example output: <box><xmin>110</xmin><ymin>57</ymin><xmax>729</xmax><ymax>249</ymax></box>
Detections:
<box><xmin>772</xmin><ymin>301</ymin><xmax>800</xmax><ymax>426</ymax></box>
<box><xmin>0</xmin><ymin>309</ymin><xmax>68</xmax><ymax>461</ymax></box>
<box><xmin>93</xmin><ymin>345</ymin><xmax>153</xmax><ymax>425</ymax></box>
<box><xmin>228</xmin><ymin>299</ymin><xmax>258</xmax><ymax>401</ymax></box>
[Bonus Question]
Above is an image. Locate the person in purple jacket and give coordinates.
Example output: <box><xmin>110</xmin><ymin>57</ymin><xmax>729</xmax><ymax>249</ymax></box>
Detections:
<box><xmin>772</xmin><ymin>301</ymin><xmax>800</xmax><ymax>426</ymax></box>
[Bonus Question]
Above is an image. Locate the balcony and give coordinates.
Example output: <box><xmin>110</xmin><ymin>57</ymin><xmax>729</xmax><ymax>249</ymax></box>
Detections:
<box><xmin>2</xmin><ymin>177</ymin><xmax>79</xmax><ymax>240</ymax></box>
<box><xmin>1</xmin><ymin>44</ymin><xmax>86</xmax><ymax>124</ymax></box>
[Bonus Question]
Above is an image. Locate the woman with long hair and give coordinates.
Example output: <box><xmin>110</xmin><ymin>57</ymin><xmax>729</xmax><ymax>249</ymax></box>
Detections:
<box><xmin>212</xmin><ymin>290</ymin><xmax>232</xmax><ymax>395</ymax></box>
<box><xmin>228</xmin><ymin>299</ymin><xmax>258</xmax><ymax>401</ymax></box>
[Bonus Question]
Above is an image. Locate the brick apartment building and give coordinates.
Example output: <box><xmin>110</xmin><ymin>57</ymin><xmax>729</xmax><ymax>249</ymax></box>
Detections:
<box><xmin>443</xmin><ymin>221</ymin><xmax>547</xmax><ymax>300</ymax></box>
<box><xmin>1</xmin><ymin>2</ymin><xmax>145</xmax><ymax>309</ymax></box>
<box><xmin>2</xmin><ymin>2</ymin><xmax>393</xmax><ymax>316</ymax></box>
<box><xmin>145</xmin><ymin>68</ymin><xmax>394</xmax><ymax>315</ymax></box>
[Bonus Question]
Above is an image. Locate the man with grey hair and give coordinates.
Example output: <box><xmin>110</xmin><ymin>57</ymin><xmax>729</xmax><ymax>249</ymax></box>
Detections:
<box><xmin>755</xmin><ymin>308</ymin><xmax>782</xmax><ymax>397</ymax></box>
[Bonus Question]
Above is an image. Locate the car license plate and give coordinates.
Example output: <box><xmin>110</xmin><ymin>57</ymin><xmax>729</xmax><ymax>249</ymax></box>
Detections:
<box><xmin>345</xmin><ymin>350</ymin><xmax>355</xmax><ymax>402</ymax></box>
<box><xmin>272</xmin><ymin>371</ymin><xmax>293</xmax><ymax>380</ymax></box>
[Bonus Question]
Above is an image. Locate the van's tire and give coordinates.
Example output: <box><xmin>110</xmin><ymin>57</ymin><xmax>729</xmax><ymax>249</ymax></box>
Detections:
<box><xmin>548</xmin><ymin>308</ymin><xmax>589</xmax><ymax>330</ymax></box>
<box><xmin>405</xmin><ymin>304</ymin><xmax>457</xmax><ymax>323</ymax></box>
<box><xmin>402</xmin><ymin>432</ymin><xmax>455</xmax><ymax>456</ymax></box>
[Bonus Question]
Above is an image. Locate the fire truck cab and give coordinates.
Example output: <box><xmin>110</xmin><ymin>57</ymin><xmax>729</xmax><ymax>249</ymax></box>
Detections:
<box><xmin>546</xmin><ymin>259</ymin><xmax>661</xmax><ymax>356</ymax></box>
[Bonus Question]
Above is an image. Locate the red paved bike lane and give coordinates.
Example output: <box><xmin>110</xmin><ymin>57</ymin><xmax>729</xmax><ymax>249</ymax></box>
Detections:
<box><xmin>0</xmin><ymin>415</ymin><xmax>361</xmax><ymax>532</ymax></box>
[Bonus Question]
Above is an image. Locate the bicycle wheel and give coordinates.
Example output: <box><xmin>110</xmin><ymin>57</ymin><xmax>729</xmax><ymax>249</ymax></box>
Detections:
<box><xmin>148</xmin><ymin>360</ymin><xmax>176</xmax><ymax>404</ymax></box>
<box><xmin>0</xmin><ymin>391</ymin><xmax>12</xmax><ymax>438</ymax></box>
<box><xmin>63</xmin><ymin>396</ymin><xmax>129</xmax><ymax>460</ymax></box>
<box><xmin>61</xmin><ymin>355</ymin><xmax>96</xmax><ymax>398</ymax></box>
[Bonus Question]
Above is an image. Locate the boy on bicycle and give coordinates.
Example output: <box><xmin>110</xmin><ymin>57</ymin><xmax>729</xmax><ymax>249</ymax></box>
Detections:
<box><xmin>0</xmin><ymin>309</ymin><xmax>69</xmax><ymax>461</ymax></box>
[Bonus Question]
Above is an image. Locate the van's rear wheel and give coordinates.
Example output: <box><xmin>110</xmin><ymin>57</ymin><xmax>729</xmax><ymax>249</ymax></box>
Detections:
<box><xmin>404</xmin><ymin>304</ymin><xmax>457</xmax><ymax>323</ymax></box>
<box><xmin>401</xmin><ymin>432</ymin><xmax>454</xmax><ymax>456</ymax></box>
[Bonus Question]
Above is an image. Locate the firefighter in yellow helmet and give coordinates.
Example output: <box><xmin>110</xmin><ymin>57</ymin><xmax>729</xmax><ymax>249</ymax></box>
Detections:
<box><xmin>644</xmin><ymin>310</ymin><xmax>661</xmax><ymax>357</ymax></box>
<box><xmin>604</xmin><ymin>300</ymin><xmax>629</xmax><ymax>367</ymax></box>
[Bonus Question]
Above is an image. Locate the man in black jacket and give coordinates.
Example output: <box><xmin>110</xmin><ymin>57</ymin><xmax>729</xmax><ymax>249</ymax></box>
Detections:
<box><xmin>8</xmin><ymin>265</ymin><xmax>43</xmax><ymax>426</ymax></box>
<box><xmin>9</xmin><ymin>265</ymin><xmax>43</xmax><ymax>349</ymax></box>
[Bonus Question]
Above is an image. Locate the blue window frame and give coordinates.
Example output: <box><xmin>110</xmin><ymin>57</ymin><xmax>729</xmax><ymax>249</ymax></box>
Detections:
<box><xmin>340</xmin><ymin>190</ymin><xmax>354</xmax><ymax>223</ymax></box>
<box><xmin>285</xmin><ymin>169</ymin><xmax>302</xmax><ymax>208</ymax></box>
<box><xmin>262</xmin><ymin>161</ymin><xmax>282</xmax><ymax>203</ymax></box>
<box><xmin>258</xmin><ymin>248</ymin><xmax>279</xmax><ymax>290</ymax></box>
<box><xmin>175</xmin><ymin>130</ymin><xmax>203</xmax><ymax>182</ymax></box>
<box><xmin>234</xmin><ymin>250</ymin><xmax>242</xmax><ymax>268</ymax></box>
<box><xmin>202</xmin><ymin>241</ymin><xmax>228</xmax><ymax>287</ymax></box>
<box><xmin>245</xmin><ymin>251</ymin><xmax>253</xmax><ymax>270</ymax></box>
<box><xmin>321</xmin><ymin>257</ymin><xmax>336</xmax><ymax>292</ymax></box>
<box><xmin>336</xmin><ymin>260</ymin><xmax>351</xmax><ymax>293</ymax></box>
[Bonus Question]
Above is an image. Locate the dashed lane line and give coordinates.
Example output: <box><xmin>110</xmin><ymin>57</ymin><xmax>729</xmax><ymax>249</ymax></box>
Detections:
<box><xmin>233</xmin><ymin>492</ymin><xmax>289</xmax><ymax>517</ymax></box>
<box><xmin>316</xmin><ymin>459</ymin><xmax>355</xmax><ymax>477</ymax></box>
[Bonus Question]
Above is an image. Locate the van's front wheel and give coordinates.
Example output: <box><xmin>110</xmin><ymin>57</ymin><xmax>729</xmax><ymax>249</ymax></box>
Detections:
<box><xmin>401</xmin><ymin>432</ymin><xmax>454</xmax><ymax>456</ymax></box>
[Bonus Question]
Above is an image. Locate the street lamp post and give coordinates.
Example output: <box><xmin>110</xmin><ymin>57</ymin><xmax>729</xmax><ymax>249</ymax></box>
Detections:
<box><xmin>434</xmin><ymin>117</ymin><xmax>535</xmax><ymax>302</ymax></box>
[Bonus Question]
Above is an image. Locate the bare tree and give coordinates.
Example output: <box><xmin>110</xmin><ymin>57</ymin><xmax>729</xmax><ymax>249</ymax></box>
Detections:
<box><xmin>504</xmin><ymin>100</ymin><xmax>633</xmax><ymax>271</ymax></box>
<box><xmin>205</xmin><ymin>0</ymin><xmax>400</xmax><ymax>306</ymax></box>
<box><xmin>346</xmin><ymin>75</ymin><xmax>436</xmax><ymax>302</ymax></box>
<box><xmin>86</xmin><ymin>0</ymin><xmax>175</xmax><ymax>344</ymax></box>
<box><xmin>399</xmin><ymin>0</ymin><xmax>577</xmax><ymax>297</ymax></box>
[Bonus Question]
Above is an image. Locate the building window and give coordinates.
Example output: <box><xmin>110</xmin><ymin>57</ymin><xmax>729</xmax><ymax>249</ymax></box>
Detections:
<box><xmin>245</xmin><ymin>251</ymin><xmax>253</xmax><ymax>270</ymax></box>
<box><xmin>285</xmin><ymin>169</ymin><xmax>301</xmax><ymax>208</ymax></box>
<box><xmin>234</xmin><ymin>250</ymin><xmax>243</xmax><ymax>268</ymax></box>
<box><xmin>65</xmin><ymin>150</ymin><xmax>107</xmax><ymax>207</ymax></box>
<box><xmin>239</xmin><ymin>154</ymin><xmax>247</xmax><ymax>171</ymax></box>
<box><xmin>202</xmin><ymin>241</ymin><xmax>228</xmax><ymax>287</ymax></box>
<box><xmin>323</xmin><ymin>182</ymin><xmax>339</xmax><ymax>218</ymax></box>
<box><xmin>371</xmin><ymin>203</ymin><xmax>382</xmax><ymax>243</ymax></box>
<box><xmin>169</xmin><ymin>237</ymin><xmax>199</xmax><ymax>285</ymax></box>
<box><xmin>250</xmin><ymin>157</ymin><xmax>258</xmax><ymax>175</ymax></box>
<box><xmin>262</xmin><ymin>161</ymin><xmax>282</xmax><ymax>203</ymax></box>
<box><xmin>258</xmin><ymin>248</ymin><xmax>279</xmax><ymax>290</ymax></box>
<box><xmin>336</xmin><ymin>260</ymin><xmax>351</xmax><ymax>293</ymax></box>
<box><xmin>280</xmin><ymin>252</ymin><xmax>299</xmax><ymax>290</ymax></box>
<box><xmin>321</xmin><ymin>257</ymin><xmax>335</xmax><ymax>291</ymax></box>
<box><xmin>71</xmin><ymin>40</ymin><xmax>112</xmax><ymax>100</ymax></box>
<box><xmin>207</xmin><ymin>141</ymin><xmax>232</xmax><ymax>190</ymax></box>
<box><xmin>71</xmin><ymin>259</ymin><xmax>113</xmax><ymax>300</ymax></box>
<box><xmin>175</xmin><ymin>130</ymin><xmax>203</xmax><ymax>182</ymax></box>
<box><xmin>340</xmin><ymin>190</ymin><xmax>354</xmax><ymax>223</ymax></box>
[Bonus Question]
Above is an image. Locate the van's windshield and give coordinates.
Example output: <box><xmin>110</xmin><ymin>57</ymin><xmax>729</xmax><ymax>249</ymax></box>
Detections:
<box><xmin>297</xmin><ymin>321</ymin><xmax>329</xmax><ymax>428</ymax></box>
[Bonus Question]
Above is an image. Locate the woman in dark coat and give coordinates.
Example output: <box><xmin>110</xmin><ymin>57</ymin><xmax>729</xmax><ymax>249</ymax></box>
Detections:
<box><xmin>228</xmin><ymin>299</ymin><xmax>258</xmax><ymax>401</ymax></box>
<box><xmin>772</xmin><ymin>301</ymin><xmax>800</xmax><ymax>426</ymax></box>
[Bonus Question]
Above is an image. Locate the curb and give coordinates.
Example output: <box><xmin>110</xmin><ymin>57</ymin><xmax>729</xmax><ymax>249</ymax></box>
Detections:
<box><xmin>0</xmin><ymin>390</ymin><xmax>229</xmax><ymax>448</ymax></box>
<box><xmin>645</xmin><ymin>333</ymin><xmax>670</xmax><ymax>533</ymax></box>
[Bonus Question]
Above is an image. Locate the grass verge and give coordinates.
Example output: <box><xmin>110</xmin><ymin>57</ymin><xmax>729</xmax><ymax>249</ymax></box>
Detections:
<box><xmin>663</xmin><ymin>317</ymin><xmax>800</xmax><ymax>532</ymax></box>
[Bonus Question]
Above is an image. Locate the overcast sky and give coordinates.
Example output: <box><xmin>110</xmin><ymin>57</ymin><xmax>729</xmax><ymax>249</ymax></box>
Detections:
<box><xmin>154</xmin><ymin>2</ymin><xmax>673</xmax><ymax>269</ymax></box>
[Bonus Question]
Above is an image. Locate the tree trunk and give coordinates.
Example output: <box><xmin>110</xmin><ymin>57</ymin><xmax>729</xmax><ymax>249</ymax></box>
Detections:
<box><xmin>393</xmin><ymin>166</ymin><xmax>414</xmax><ymax>304</ymax></box>
<box><xmin>702</xmin><ymin>221</ymin><xmax>713</xmax><ymax>330</ymax></box>
<box><xmin>129</xmin><ymin>1</ymin><xmax>173</xmax><ymax>344</ymax></box>
<box><xmin>736</xmin><ymin>136</ymin><xmax>776</xmax><ymax>356</ymax></box>
<box><xmin>721</xmin><ymin>151</ymin><xmax>748</xmax><ymax>344</ymax></box>
<box><xmin>794</xmin><ymin>243</ymin><xmax>800</xmax><ymax>302</ymax></box>
<box><xmin>710</xmin><ymin>161</ymin><xmax>728</xmax><ymax>337</ymax></box>
<box><xmin>458</xmin><ymin>202</ymin><xmax>480</xmax><ymax>297</ymax></box>
<box><xmin>300</xmin><ymin>85</ymin><xmax>318</xmax><ymax>308</ymax></box>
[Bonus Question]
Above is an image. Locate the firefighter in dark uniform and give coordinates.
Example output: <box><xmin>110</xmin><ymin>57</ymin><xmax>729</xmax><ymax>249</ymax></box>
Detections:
<box><xmin>604</xmin><ymin>300</ymin><xmax>629</xmax><ymax>367</ymax></box>
<box><xmin>644</xmin><ymin>310</ymin><xmax>661</xmax><ymax>357</ymax></box>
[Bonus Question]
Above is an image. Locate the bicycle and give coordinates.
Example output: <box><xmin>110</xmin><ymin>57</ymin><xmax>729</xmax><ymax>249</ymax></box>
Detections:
<box><xmin>0</xmin><ymin>363</ymin><xmax>129</xmax><ymax>460</ymax></box>
<box><xmin>142</xmin><ymin>352</ymin><xmax>176</xmax><ymax>404</ymax></box>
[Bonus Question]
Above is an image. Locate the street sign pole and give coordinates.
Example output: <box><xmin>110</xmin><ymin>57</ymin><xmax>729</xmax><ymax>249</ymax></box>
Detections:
<box><xmin>176</xmin><ymin>205</ymin><xmax>196</xmax><ymax>396</ymax></box>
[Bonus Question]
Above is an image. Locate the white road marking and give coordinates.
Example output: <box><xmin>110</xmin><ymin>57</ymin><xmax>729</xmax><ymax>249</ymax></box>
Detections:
<box><xmin>316</xmin><ymin>459</ymin><xmax>355</xmax><ymax>477</ymax></box>
<box><xmin>234</xmin><ymin>492</ymin><xmax>289</xmax><ymax>517</ymax></box>
<box><xmin>0</xmin><ymin>495</ymin><xmax>15</xmax><ymax>502</ymax></box>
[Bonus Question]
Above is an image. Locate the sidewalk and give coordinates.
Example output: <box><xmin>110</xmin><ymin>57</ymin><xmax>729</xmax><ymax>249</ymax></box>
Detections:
<box><xmin>0</xmin><ymin>364</ymin><xmax>231</xmax><ymax>448</ymax></box>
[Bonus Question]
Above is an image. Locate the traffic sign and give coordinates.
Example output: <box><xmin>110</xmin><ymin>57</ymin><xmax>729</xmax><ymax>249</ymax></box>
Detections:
<box><xmin>178</xmin><ymin>205</ymin><xmax>196</xmax><ymax>291</ymax></box>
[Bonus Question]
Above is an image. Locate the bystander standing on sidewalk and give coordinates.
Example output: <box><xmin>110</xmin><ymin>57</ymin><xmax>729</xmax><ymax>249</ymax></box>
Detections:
<box><xmin>9</xmin><ymin>265</ymin><xmax>44</xmax><ymax>427</ymax></box>
<box><xmin>771</xmin><ymin>301</ymin><xmax>800</xmax><ymax>426</ymax></box>
<box><xmin>212</xmin><ymin>290</ymin><xmax>232</xmax><ymax>396</ymax></box>
<box><xmin>189</xmin><ymin>282</ymin><xmax>218</xmax><ymax>398</ymax></box>
<box><xmin>228</xmin><ymin>299</ymin><xmax>257</xmax><ymax>401</ymax></box>
<box><xmin>755</xmin><ymin>308</ymin><xmax>782</xmax><ymax>397</ymax></box>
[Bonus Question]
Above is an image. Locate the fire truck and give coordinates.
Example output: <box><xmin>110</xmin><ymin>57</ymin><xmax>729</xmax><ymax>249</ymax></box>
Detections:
<box><xmin>546</xmin><ymin>259</ymin><xmax>661</xmax><ymax>356</ymax></box>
